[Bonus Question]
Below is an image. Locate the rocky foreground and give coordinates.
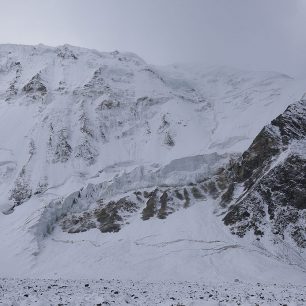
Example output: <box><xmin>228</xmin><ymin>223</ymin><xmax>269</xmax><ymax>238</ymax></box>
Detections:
<box><xmin>0</xmin><ymin>278</ymin><xmax>305</xmax><ymax>306</ymax></box>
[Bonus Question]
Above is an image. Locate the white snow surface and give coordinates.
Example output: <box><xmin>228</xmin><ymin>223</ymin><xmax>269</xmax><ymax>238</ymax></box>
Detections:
<box><xmin>0</xmin><ymin>44</ymin><xmax>305</xmax><ymax>290</ymax></box>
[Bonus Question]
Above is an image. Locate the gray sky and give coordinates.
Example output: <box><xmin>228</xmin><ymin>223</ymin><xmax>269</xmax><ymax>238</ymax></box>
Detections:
<box><xmin>0</xmin><ymin>0</ymin><xmax>306</xmax><ymax>77</ymax></box>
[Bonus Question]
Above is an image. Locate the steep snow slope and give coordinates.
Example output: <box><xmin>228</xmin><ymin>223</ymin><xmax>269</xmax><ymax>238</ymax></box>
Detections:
<box><xmin>0</xmin><ymin>44</ymin><xmax>305</xmax><ymax>284</ymax></box>
<box><xmin>0</xmin><ymin>44</ymin><xmax>305</xmax><ymax>212</ymax></box>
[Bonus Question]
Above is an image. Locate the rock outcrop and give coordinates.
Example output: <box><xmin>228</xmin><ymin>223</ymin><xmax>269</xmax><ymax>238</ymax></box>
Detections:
<box><xmin>223</xmin><ymin>97</ymin><xmax>306</xmax><ymax>247</ymax></box>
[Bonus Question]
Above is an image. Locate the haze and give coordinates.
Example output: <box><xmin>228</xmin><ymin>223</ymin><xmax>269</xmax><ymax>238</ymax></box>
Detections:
<box><xmin>0</xmin><ymin>0</ymin><xmax>305</xmax><ymax>77</ymax></box>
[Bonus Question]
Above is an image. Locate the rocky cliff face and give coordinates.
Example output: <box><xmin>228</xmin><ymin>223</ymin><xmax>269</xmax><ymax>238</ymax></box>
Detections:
<box><xmin>223</xmin><ymin>97</ymin><xmax>306</xmax><ymax>248</ymax></box>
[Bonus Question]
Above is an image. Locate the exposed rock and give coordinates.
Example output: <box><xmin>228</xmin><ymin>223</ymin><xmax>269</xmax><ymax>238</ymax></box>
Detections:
<box><xmin>5</xmin><ymin>61</ymin><xmax>21</xmax><ymax>101</ymax></box>
<box><xmin>22</xmin><ymin>73</ymin><xmax>47</xmax><ymax>99</ymax></box>
<box><xmin>51</xmin><ymin>129</ymin><xmax>72</xmax><ymax>163</ymax></box>
<box><xmin>142</xmin><ymin>189</ymin><xmax>158</xmax><ymax>220</ymax></box>
<box><xmin>164</xmin><ymin>132</ymin><xmax>175</xmax><ymax>147</ymax></box>
<box><xmin>222</xmin><ymin>98</ymin><xmax>306</xmax><ymax>247</ymax></box>
<box><xmin>9</xmin><ymin>168</ymin><xmax>32</xmax><ymax>206</ymax></box>
<box><xmin>75</xmin><ymin>138</ymin><xmax>98</xmax><ymax>165</ymax></box>
<box><xmin>183</xmin><ymin>188</ymin><xmax>190</xmax><ymax>208</ymax></box>
<box><xmin>56</xmin><ymin>45</ymin><xmax>78</xmax><ymax>60</ymax></box>
<box><xmin>191</xmin><ymin>186</ymin><xmax>204</xmax><ymax>199</ymax></box>
<box><xmin>157</xmin><ymin>190</ymin><xmax>170</xmax><ymax>219</ymax></box>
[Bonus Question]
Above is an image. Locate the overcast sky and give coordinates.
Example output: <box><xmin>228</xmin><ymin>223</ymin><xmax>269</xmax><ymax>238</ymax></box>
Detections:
<box><xmin>0</xmin><ymin>0</ymin><xmax>305</xmax><ymax>77</ymax></box>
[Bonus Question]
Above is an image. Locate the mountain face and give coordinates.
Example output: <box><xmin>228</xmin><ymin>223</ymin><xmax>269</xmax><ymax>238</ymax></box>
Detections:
<box><xmin>0</xmin><ymin>44</ymin><xmax>305</xmax><ymax>282</ymax></box>
<box><xmin>223</xmin><ymin>98</ymin><xmax>306</xmax><ymax>247</ymax></box>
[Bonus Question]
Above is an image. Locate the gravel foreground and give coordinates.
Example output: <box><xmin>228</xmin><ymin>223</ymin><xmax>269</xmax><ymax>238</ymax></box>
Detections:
<box><xmin>0</xmin><ymin>278</ymin><xmax>305</xmax><ymax>305</ymax></box>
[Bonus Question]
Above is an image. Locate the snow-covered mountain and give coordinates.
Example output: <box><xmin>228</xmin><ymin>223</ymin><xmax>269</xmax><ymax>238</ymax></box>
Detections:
<box><xmin>0</xmin><ymin>44</ymin><xmax>305</xmax><ymax>284</ymax></box>
<box><xmin>223</xmin><ymin>98</ymin><xmax>306</xmax><ymax>248</ymax></box>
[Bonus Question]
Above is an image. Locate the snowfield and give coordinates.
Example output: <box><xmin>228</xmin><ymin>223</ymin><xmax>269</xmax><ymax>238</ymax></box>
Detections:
<box><xmin>0</xmin><ymin>44</ymin><xmax>305</xmax><ymax>305</ymax></box>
